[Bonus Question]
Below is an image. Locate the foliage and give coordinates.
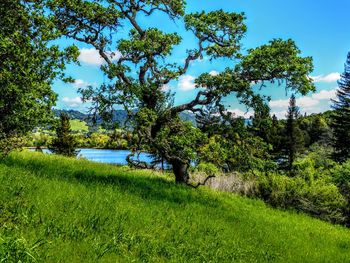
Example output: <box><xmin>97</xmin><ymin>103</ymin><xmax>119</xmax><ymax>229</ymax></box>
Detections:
<box><xmin>0</xmin><ymin>137</ymin><xmax>26</xmax><ymax>157</ymax></box>
<box><xmin>43</xmin><ymin>0</ymin><xmax>315</xmax><ymax>183</ymax></box>
<box><xmin>299</xmin><ymin>114</ymin><xmax>331</xmax><ymax>147</ymax></box>
<box><xmin>32</xmin><ymin>133</ymin><xmax>53</xmax><ymax>152</ymax></box>
<box><xmin>332</xmin><ymin>161</ymin><xmax>350</xmax><ymax>196</ymax></box>
<box><xmin>331</xmin><ymin>52</ymin><xmax>350</xmax><ymax>162</ymax></box>
<box><xmin>257</xmin><ymin>172</ymin><xmax>346</xmax><ymax>224</ymax></box>
<box><xmin>198</xmin><ymin>135</ymin><xmax>228</xmax><ymax>170</ymax></box>
<box><xmin>195</xmin><ymin>162</ymin><xmax>220</xmax><ymax>175</ymax></box>
<box><xmin>107</xmin><ymin>128</ymin><xmax>129</xmax><ymax>149</ymax></box>
<box><xmin>49</xmin><ymin>113</ymin><xmax>79</xmax><ymax>157</ymax></box>
<box><xmin>88</xmin><ymin>133</ymin><xmax>110</xmax><ymax>148</ymax></box>
<box><xmin>198</xmin><ymin>115</ymin><xmax>275</xmax><ymax>173</ymax></box>
<box><xmin>70</xmin><ymin>120</ymin><xmax>89</xmax><ymax>133</ymax></box>
<box><xmin>331</xmin><ymin>160</ymin><xmax>350</xmax><ymax>225</ymax></box>
<box><xmin>283</xmin><ymin>94</ymin><xmax>305</xmax><ymax>172</ymax></box>
<box><xmin>0</xmin><ymin>0</ymin><xmax>78</xmax><ymax>153</ymax></box>
<box><xmin>1</xmin><ymin>151</ymin><xmax>350</xmax><ymax>262</ymax></box>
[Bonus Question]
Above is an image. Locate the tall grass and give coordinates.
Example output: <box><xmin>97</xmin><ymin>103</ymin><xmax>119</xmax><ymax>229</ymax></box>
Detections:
<box><xmin>1</xmin><ymin>151</ymin><xmax>350</xmax><ymax>262</ymax></box>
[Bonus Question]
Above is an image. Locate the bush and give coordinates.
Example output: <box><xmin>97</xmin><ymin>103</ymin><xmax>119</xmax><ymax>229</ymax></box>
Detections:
<box><xmin>331</xmin><ymin>161</ymin><xmax>350</xmax><ymax>197</ymax></box>
<box><xmin>292</xmin><ymin>157</ymin><xmax>316</xmax><ymax>182</ymax></box>
<box><xmin>331</xmin><ymin>161</ymin><xmax>350</xmax><ymax>225</ymax></box>
<box><xmin>257</xmin><ymin>173</ymin><xmax>346</xmax><ymax>224</ymax></box>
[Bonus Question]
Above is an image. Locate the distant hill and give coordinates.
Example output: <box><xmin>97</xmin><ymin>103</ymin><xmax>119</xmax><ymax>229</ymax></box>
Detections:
<box><xmin>53</xmin><ymin>109</ymin><xmax>89</xmax><ymax>121</ymax></box>
<box><xmin>53</xmin><ymin>109</ymin><xmax>197</xmax><ymax>127</ymax></box>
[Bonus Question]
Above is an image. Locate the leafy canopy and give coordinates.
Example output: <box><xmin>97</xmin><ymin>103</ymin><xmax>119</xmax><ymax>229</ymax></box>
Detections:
<box><xmin>44</xmin><ymin>0</ymin><xmax>315</xmax><ymax>182</ymax></box>
<box><xmin>0</xmin><ymin>0</ymin><xmax>78</xmax><ymax>153</ymax></box>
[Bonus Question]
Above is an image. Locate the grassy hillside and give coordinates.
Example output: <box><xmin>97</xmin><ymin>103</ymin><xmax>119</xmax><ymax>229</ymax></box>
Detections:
<box><xmin>1</xmin><ymin>152</ymin><xmax>350</xmax><ymax>262</ymax></box>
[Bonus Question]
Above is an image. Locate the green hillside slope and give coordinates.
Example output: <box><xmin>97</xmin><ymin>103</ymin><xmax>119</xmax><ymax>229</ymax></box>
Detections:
<box><xmin>1</xmin><ymin>152</ymin><xmax>349</xmax><ymax>262</ymax></box>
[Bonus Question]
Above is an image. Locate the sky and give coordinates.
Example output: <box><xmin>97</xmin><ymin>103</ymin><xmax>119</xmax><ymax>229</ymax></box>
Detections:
<box><xmin>54</xmin><ymin>0</ymin><xmax>350</xmax><ymax>119</ymax></box>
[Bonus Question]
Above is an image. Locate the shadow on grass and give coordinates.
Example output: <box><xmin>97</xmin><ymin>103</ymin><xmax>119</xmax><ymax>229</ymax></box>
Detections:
<box><xmin>2</xmin><ymin>153</ymin><xmax>220</xmax><ymax>207</ymax></box>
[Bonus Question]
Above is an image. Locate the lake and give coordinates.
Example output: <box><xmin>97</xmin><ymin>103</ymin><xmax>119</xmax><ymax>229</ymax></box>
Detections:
<box><xmin>37</xmin><ymin>148</ymin><xmax>154</xmax><ymax>165</ymax></box>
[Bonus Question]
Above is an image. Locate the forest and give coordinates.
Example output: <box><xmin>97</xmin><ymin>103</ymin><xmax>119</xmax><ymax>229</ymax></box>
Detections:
<box><xmin>1</xmin><ymin>0</ymin><xmax>350</xmax><ymax>261</ymax></box>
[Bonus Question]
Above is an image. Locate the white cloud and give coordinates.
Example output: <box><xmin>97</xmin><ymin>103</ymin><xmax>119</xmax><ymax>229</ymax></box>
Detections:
<box><xmin>226</xmin><ymin>109</ymin><xmax>254</xmax><ymax>118</ymax></box>
<box><xmin>311</xmin><ymin>89</ymin><xmax>337</xmax><ymax>100</ymax></box>
<box><xmin>72</xmin><ymin>79</ymin><xmax>90</xmax><ymax>88</ymax></box>
<box><xmin>269</xmin><ymin>99</ymin><xmax>290</xmax><ymax>108</ymax></box>
<box><xmin>269</xmin><ymin>96</ymin><xmax>318</xmax><ymax>109</ymax></box>
<box><xmin>178</xmin><ymin>75</ymin><xmax>196</xmax><ymax>91</ymax></box>
<box><xmin>62</xmin><ymin>97</ymin><xmax>83</xmax><ymax>107</ymax></box>
<box><xmin>311</xmin><ymin>72</ymin><xmax>340</xmax><ymax>83</ymax></box>
<box><xmin>271</xmin><ymin>110</ymin><xmax>288</xmax><ymax>119</ymax></box>
<box><xmin>268</xmin><ymin>88</ymin><xmax>339</xmax><ymax>118</ymax></box>
<box><xmin>297</xmin><ymin>96</ymin><xmax>319</xmax><ymax>108</ymax></box>
<box><xmin>183</xmin><ymin>56</ymin><xmax>210</xmax><ymax>66</ymax></box>
<box><xmin>209</xmin><ymin>70</ymin><xmax>219</xmax><ymax>76</ymax></box>
<box><xmin>269</xmin><ymin>88</ymin><xmax>338</xmax><ymax>110</ymax></box>
<box><xmin>78</xmin><ymin>48</ymin><xmax>121</xmax><ymax>66</ymax></box>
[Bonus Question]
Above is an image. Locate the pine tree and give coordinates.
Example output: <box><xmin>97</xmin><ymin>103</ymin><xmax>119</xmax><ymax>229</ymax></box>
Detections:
<box><xmin>331</xmin><ymin>52</ymin><xmax>350</xmax><ymax>162</ymax></box>
<box><xmin>285</xmin><ymin>94</ymin><xmax>304</xmax><ymax>172</ymax></box>
<box><xmin>49</xmin><ymin>113</ymin><xmax>79</xmax><ymax>157</ymax></box>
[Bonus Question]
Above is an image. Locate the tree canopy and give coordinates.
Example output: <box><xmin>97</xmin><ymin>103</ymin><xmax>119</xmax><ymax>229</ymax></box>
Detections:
<box><xmin>0</xmin><ymin>0</ymin><xmax>78</xmax><ymax>153</ymax></box>
<box><xmin>45</xmin><ymin>0</ymin><xmax>315</xmax><ymax>183</ymax></box>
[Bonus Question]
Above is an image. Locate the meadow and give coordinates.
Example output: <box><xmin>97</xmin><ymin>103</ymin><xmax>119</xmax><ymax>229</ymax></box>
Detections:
<box><xmin>1</xmin><ymin>151</ymin><xmax>350</xmax><ymax>262</ymax></box>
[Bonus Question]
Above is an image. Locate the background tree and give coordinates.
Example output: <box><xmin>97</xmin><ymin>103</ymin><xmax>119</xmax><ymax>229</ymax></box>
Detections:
<box><xmin>284</xmin><ymin>94</ymin><xmax>305</xmax><ymax>172</ymax></box>
<box><xmin>269</xmin><ymin>114</ymin><xmax>284</xmax><ymax>159</ymax></box>
<box><xmin>197</xmin><ymin>109</ymin><xmax>274</xmax><ymax>173</ymax></box>
<box><xmin>49</xmin><ymin>113</ymin><xmax>79</xmax><ymax>157</ymax></box>
<box><xmin>331</xmin><ymin>52</ymin><xmax>350</xmax><ymax>163</ymax></box>
<box><xmin>47</xmin><ymin>0</ymin><xmax>315</xmax><ymax>183</ymax></box>
<box><xmin>0</xmin><ymin>0</ymin><xmax>78</xmax><ymax>154</ymax></box>
<box><xmin>251</xmin><ymin>103</ymin><xmax>272</xmax><ymax>143</ymax></box>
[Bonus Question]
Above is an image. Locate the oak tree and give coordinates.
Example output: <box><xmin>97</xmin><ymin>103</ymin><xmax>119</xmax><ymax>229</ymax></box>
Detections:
<box><xmin>47</xmin><ymin>0</ymin><xmax>315</xmax><ymax>183</ymax></box>
<box><xmin>0</xmin><ymin>0</ymin><xmax>78</xmax><ymax>154</ymax></box>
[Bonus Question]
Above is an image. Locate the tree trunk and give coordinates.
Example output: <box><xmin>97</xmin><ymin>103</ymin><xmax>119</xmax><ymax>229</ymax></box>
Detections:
<box><xmin>171</xmin><ymin>160</ymin><xmax>189</xmax><ymax>184</ymax></box>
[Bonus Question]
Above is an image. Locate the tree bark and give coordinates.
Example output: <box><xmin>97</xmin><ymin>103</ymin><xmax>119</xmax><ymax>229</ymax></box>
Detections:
<box><xmin>171</xmin><ymin>160</ymin><xmax>189</xmax><ymax>184</ymax></box>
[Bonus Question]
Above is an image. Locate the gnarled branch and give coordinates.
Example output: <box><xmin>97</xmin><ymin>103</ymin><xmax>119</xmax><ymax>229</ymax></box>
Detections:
<box><xmin>187</xmin><ymin>175</ymin><xmax>216</xmax><ymax>189</ymax></box>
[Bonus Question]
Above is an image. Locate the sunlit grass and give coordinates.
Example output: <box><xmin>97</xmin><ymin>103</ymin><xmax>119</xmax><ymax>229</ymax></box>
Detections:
<box><xmin>1</xmin><ymin>151</ymin><xmax>350</xmax><ymax>262</ymax></box>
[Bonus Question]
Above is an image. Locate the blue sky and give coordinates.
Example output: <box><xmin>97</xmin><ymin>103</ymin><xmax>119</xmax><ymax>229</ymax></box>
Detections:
<box><xmin>55</xmin><ymin>0</ymin><xmax>350</xmax><ymax>118</ymax></box>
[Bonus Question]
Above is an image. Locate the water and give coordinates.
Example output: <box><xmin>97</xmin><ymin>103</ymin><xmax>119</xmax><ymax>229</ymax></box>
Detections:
<box><xmin>38</xmin><ymin>148</ymin><xmax>153</xmax><ymax>165</ymax></box>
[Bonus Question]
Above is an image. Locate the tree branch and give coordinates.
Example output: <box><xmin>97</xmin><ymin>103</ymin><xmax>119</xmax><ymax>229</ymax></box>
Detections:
<box><xmin>170</xmin><ymin>90</ymin><xmax>214</xmax><ymax>115</ymax></box>
<box><xmin>187</xmin><ymin>175</ymin><xmax>216</xmax><ymax>189</ymax></box>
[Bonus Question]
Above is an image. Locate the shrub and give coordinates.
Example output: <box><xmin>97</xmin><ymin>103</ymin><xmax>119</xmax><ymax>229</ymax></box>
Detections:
<box><xmin>292</xmin><ymin>157</ymin><xmax>316</xmax><ymax>182</ymax></box>
<box><xmin>331</xmin><ymin>161</ymin><xmax>350</xmax><ymax>225</ymax></box>
<box><xmin>331</xmin><ymin>161</ymin><xmax>350</xmax><ymax>197</ymax></box>
<box><xmin>257</xmin><ymin>173</ymin><xmax>346</xmax><ymax>224</ymax></box>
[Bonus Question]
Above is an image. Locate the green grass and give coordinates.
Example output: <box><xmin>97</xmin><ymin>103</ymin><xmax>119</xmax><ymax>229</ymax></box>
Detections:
<box><xmin>1</xmin><ymin>151</ymin><xmax>350</xmax><ymax>262</ymax></box>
